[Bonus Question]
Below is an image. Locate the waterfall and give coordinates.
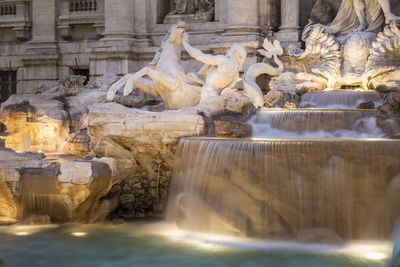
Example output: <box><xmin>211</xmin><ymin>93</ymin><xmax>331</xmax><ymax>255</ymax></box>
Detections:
<box><xmin>20</xmin><ymin>167</ymin><xmax>62</xmax><ymax>221</ymax></box>
<box><xmin>249</xmin><ymin>109</ymin><xmax>386</xmax><ymax>138</ymax></box>
<box><xmin>300</xmin><ymin>90</ymin><xmax>382</xmax><ymax>108</ymax></box>
<box><xmin>167</xmin><ymin>138</ymin><xmax>400</xmax><ymax>240</ymax></box>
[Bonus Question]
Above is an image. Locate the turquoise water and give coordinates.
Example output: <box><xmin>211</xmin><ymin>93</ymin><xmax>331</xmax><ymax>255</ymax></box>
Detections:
<box><xmin>0</xmin><ymin>222</ymin><xmax>391</xmax><ymax>267</ymax></box>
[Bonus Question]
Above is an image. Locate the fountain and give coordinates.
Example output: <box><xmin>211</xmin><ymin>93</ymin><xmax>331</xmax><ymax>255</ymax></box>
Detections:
<box><xmin>1</xmin><ymin>1</ymin><xmax>400</xmax><ymax>266</ymax></box>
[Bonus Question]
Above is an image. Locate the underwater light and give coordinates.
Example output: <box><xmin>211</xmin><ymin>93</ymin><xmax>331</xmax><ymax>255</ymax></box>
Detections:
<box><xmin>15</xmin><ymin>231</ymin><xmax>30</xmax><ymax>236</ymax></box>
<box><xmin>364</xmin><ymin>251</ymin><xmax>387</xmax><ymax>260</ymax></box>
<box><xmin>323</xmin><ymin>88</ymin><xmax>334</xmax><ymax>91</ymax></box>
<box><xmin>71</xmin><ymin>232</ymin><xmax>87</xmax><ymax>237</ymax></box>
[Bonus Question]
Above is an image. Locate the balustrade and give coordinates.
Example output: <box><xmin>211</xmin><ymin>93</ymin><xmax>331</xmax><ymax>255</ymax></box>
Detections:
<box><xmin>69</xmin><ymin>0</ymin><xmax>97</xmax><ymax>13</ymax></box>
<box><xmin>0</xmin><ymin>3</ymin><xmax>16</xmax><ymax>16</ymax></box>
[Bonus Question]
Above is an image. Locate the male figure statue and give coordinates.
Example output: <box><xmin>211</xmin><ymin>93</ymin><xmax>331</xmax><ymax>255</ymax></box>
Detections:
<box><xmin>182</xmin><ymin>33</ymin><xmax>247</xmax><ymax>103</ymax></box>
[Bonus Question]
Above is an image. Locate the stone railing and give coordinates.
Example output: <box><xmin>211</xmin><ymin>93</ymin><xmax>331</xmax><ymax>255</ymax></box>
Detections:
<box><xmin>0</xmin><ymin>0</ymin><xmax>31</xmax><ymax>41</ymax></box>
<box><xmin>58</xmin><ymin>0</ymin><xmax>104</xmax><ymax>39</ymax></box>
<box><xmin>69</xmin><ymin>0</ymin><xmax>97</xmax><ymax>13</ymax></box>
<box><xmin>0</xmin><ymin>3</ymin><xmax>17</xmax><ymax>16</ymax></box>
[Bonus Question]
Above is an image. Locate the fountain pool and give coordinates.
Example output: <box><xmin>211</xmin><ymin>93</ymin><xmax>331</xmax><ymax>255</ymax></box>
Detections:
<box><xmin>0</xmin><ymin>222</ymin><xmax>392</xmax><ymax>267</ymax></box>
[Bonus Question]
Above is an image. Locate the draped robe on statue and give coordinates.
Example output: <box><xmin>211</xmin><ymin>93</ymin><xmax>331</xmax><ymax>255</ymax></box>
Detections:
<box><xmin>327</xmin><ymin>0</ymin><xmax>384</xmax><ymax>35</ymax></box>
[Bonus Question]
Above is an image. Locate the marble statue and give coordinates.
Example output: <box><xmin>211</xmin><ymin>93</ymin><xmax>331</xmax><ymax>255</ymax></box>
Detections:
<box><xmin>182</xmin><ymin>33</ymin><xmax>247</xmax><ymax>104</ymax></box>
<box><xmin>262</xmin><ymin>0</ymin><xmax>400</xmax><ymax>100</ymax></box>
<box><xmin>324</xmin><ymin>0</ymin><xmax>400</xmax><ymax>35</ymax></box>
<box><xmin>170</xmin><ymin>0</ymin><xmax>214</xmax><ymax>15</ymax></box>
<box><xmin>107</xmin><ymin>22</ymin><xmax>253</xmax><ymax>111</ymax></box>
<box><xmin>107</xmin><ymin>22</ymin><xmax>203</xmax><ymax>110</ymax></box>
<box><xmin>242</xmin><ymin>39</ymin><xmax>285</xmax><ymax>108</ymax></box>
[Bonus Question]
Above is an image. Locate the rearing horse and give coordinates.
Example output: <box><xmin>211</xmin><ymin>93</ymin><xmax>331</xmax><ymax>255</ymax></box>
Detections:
<box><xmin>107</xmin><ymin>22</ymin><xmax>202</xmax><ymax>110</ymax></box>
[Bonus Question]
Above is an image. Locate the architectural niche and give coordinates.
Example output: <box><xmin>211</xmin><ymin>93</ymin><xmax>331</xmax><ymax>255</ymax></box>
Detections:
<box><xmin>163</xmin><ymin>0</ymin><xmax>215</xmax><ymax>24</ymax></box>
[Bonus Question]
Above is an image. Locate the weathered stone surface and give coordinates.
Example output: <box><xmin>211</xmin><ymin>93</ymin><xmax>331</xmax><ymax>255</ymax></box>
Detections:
<box><xmin>85</xmin><ymin>73</ymin><xmax>119</xmax><ymax>91</ymax></box>
<box><xmin>58</xmin><ymin>75</ymin><xmax>86</xmax><ymax>97</ymax></box>
<box><xmin>357</xmin><ymin>101</ymin><xmax>375</xmax><ymax>109</ymax></box>
<box><xmin>59</xmin><ymin>161</ymin><xmax>94</xmax><ymax>185</ymax></box>
<box><xmin>0</xmin><ymin>150</ymin><xmax>114</xmax><ymax>224</ymax></box>
<box><xmin>214</xmin><ymin>120</ymin><xmax>252</xmax><ymax>137</ymax></box>
<box><xmin>88</xmin><ymin>102</ymin><xmax>205</xmax><ymax>218</ymax></box>
<box><xmin>379</xmin><ymin>91</ymin><xmax>400</xmax><ymax>114</ymax></box>
<box><xmin>0</xmin><ymin>95</ymin><xmax>70</xmax><ymax>153</ymax></box>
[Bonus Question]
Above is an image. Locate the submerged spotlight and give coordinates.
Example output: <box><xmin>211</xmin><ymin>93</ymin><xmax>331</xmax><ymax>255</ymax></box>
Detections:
<box><xmin>71</xmin><ymin>232</ymin><xmax>87</xmax><ymax>237</ymax></box>
<box><xmin>15</xmin><ymin>232</ymin><xmax>30</xmax><ymax>236</ymax></box>
<box><xmin>364</xmin><ymin>251</ymin><xmax>387</xmax><ymax>260</ymax></box>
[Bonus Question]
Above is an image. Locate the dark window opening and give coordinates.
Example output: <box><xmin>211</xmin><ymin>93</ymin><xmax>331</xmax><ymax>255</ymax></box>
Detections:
<box><xmin>340</xmin><ymin>84</ymin><xmax>361</xmax><ymax>90</ymax></box>
<box><xmin>0</xmin><ymin>71</ymin><xmax>17</xmax><ymax>103</ymax></box>
<box><xmin>73</xmin><ymin>69</ymin><xmax>90</xmax><ymax>85</ymax></box>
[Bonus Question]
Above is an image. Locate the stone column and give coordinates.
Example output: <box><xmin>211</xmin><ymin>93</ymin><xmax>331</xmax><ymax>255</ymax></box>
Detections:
<box><xmin>223</xmin><ymin>0</ymin><xmax>260</xmax><ymax>37</ymax></box>
<box><xmin>91</xmin><ymin>0</ymin><xmax>136</xmax><ymax>76</ymax></box>
<box><xmin>102</xmin><ymin>0</ymin><xmax>135</xmax><ymax>39</ymax></box>
<box><xmin>276</xmin><ymin>0</ymin><xmax>300</xmax><ymax>43</ymax></box>
<box><xmin>19</xmin><ymin>0</ymin><xmax>59</xmax><ymax>93</ymax></box>
<box><xmin>134</xmin><ymin>0</ymin><xmax>151</xmax><ymax>47</ymax></box>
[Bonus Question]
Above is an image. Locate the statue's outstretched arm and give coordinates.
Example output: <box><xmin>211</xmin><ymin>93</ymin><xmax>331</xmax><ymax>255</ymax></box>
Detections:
<box><xmin>182</xmin><ymin>40</ymin><xmax>220</xmax><ymax>66</ymax></box>
<box><xmin>377</xmin><ymin>0</ymin><xmax>400</xmax><ymax>24</ymax></box>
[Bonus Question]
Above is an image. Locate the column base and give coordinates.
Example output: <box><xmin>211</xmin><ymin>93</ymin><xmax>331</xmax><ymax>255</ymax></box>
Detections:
<box><xmin>275</xmin><ymin>28</ymin><xmax>300</xmax><ymax>43</ymax></box>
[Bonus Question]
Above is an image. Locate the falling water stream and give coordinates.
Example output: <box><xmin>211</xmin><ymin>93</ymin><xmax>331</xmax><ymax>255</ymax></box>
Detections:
<box><xmin>300</xmin><ymin>90</ymin><xmax>382</xmax><ymax>108</ymax></box>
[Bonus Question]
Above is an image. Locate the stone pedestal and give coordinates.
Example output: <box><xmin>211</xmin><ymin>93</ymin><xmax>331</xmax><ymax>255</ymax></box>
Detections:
<box><xmin>18</xmin><ymin>0</ymin><xmax>58</xmax><ymax>93</ymax></box>
<box><xmin>90</xmin><ymin>0</ymin><xmax>136</xmax><ymax>77</ymax></box>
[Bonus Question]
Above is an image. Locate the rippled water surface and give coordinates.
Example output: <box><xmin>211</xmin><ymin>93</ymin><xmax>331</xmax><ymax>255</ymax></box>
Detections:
<box><xmin>0</xmin><ymin>222</ymin><xmax>392</xmax><ymax>267</ymax></box>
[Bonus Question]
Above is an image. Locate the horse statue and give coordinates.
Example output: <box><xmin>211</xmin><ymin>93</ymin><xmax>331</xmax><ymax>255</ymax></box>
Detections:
<box><xmin>106</xmin><ymin>21</ymin><xmax>203</xmax><ymax>110</ymax></box>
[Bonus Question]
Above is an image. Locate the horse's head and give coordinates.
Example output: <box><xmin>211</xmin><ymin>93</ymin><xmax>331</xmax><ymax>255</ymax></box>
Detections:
<box><xmin>165</xmin><ymin>21</ymin><xmax>186</xmax><ymax>46</ymax></box>
<box><xmin>150</xmin><ymin>21</ymin><xmax>186</xmax><ymax>69</ymax></box>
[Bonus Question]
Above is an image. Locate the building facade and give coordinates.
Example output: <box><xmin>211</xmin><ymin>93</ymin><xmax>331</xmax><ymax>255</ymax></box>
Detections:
<box><xmin>0</xmin><ymin>0</ymin><xmax>399</xmax><ymax>100</ymax></box>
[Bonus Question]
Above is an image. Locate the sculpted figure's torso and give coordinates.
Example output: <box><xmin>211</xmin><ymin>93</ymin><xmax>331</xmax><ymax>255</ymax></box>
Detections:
<box><xmin>326</xmin><ymin>0</ymin><xmax>400</xmax><ymax>35</ymax></box>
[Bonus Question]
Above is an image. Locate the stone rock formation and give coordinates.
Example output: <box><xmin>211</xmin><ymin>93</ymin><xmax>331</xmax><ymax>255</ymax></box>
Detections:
<box><xmin>87</xmin><ymin>102</ymin><xmax>205</xmax><ymax>218</ymax></box>
<box><xmin>0</xmin><ymin>150</ymin><xmax>115</xmax><ymax>224</ymax></box>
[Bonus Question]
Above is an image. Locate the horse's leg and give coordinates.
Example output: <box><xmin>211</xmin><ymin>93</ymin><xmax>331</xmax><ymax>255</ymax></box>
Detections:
<box><xmin>106</xmin><ymin>74</ymin><xmax>132</xmax><ymax>101</ymax></box>
<box><xmin>124</xmin><ymin>67</ymin><xmax>177</xmax><ymax>96</ymax></box>
<box><xmin>131</xmin><ymin>77</ymin><xmax>158</xmax><ymax>98</ymax></box>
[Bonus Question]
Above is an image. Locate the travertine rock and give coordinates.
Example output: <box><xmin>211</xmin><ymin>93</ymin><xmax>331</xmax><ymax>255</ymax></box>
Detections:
<box><xmin>214</xmin><ymin>120</ymin><xmax>252</xmax><ymax>137</ymax></box>
<box><xmin>0</xmin><ymin>95</ymin><xmax>70</xmax><ymax>153</ymax></box>
<box><xmin>0</xmin><ymin>150</ymin><xmax>114</xmax><ymax>224</ymax></box>
<box><xmin>58</xmin><ymin>75</ymin><xmax>86</xmax><ymax>97</ymax></box>
<box><xmin>357</xmin><ymin>101</ymin><xmax>376</xmax><ymax>109</ymax></box>
<box><xmin>88</xmin><ymin>102</ymin><xmax>205</xmax><ymax>218</ymax></box>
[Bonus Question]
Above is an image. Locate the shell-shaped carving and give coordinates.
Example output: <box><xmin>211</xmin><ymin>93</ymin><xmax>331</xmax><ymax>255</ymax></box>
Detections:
<box><xmin>365</xmin><ymin>25</ymin><xmax>400</xmax><ymax>81</ymax></box>
<box><xmin>289</xmin><ymin>24</ymin><xmax>341</xmax><ymax>87</ymax></box>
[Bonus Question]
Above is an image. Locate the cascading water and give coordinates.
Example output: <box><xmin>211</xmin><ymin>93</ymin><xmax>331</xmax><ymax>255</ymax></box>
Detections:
<box><xmin>167</xmin><ymin>90</ymin><xmax>400</xmax><ymax>242</ymax></box>
<box><xmin>20</xmin><ymin>167</ymin><xmax>59</xmax><ymax>219</ymax></box>
<box><xmin>249</xmin><ymin>109</ymin><xmax>385</xmax><ymax>138</ymax></box>
<box><xmin>300</xmin><ymin>90</ymin><xmax>382</xmax><ymax>108</ymax></box>
<box><xmin>167</xmin><ymin>138</ymin><xmax>400</xmax><ymax>240</ymax></box>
